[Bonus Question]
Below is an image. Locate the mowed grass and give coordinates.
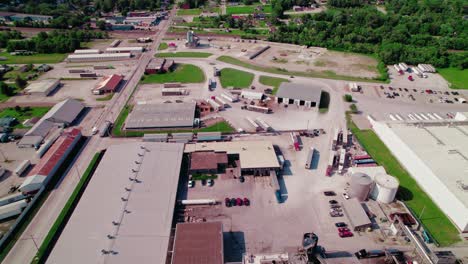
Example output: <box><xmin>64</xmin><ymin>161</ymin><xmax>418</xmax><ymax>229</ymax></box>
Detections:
<box><xmin>177</xmin><ymin>8</ymin><xmax>202</xmax><ymax>15</ymax></box>
<box><xmin>220</xmin><ymin>68</ymin><xmax>254</xmax><ymax>88</ymax></box>
<box><xmin>226</xmin><ymin>4</ymin><xmax>272</xmax><ymax>14</ymax></box>
<box><xmin>155</xmin><ymin>52</ymin><xmax>212</xmax><ymax>58</ymax></box>
<box><xmin>0</xmin><ymin>107</ymin><xmax>50</xmax><ymax>127</ymax></box>
<box><xmin>259</xmin><ymin>75</ymin><xmax>289</xmax><ymax>94</ymax></box>
<box><xmin>347</xmin><ymin>113</ymin><xmax>460</xmax><ymax>246</ymax></box>
<box><xmin>0</xmin><ymin>52</ymin><xmax>66</xmax><ymax>64</ymax></box>
<box><xmin>438</xmin><ymin>67</ymin><xmax>468</xmax><ymax>89</ymax></box>
<box><xmin>158</xmin><ymin>42</ymin><xmax>169</xmax><ymax>50</ymax></box>
<box><xmin>141</xmin><ymin>64</ymin><xmax>205</xmax><ymax>84</ymax></box>
<box><xmin>217</xmin><ymin>56</ymin><xmax>388</xmax><ymax>83</ymax></box>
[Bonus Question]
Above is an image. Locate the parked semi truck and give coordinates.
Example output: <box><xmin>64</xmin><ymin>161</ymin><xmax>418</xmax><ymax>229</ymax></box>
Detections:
<box><xmin>305</xmin><ymin>147</ymin><xmax>315</xmax><ymax>169</ymax></box>
<box><xmin>99</xmin><ymin>121</ymin><xmax>112</xmax><ymax>137</ymax></box>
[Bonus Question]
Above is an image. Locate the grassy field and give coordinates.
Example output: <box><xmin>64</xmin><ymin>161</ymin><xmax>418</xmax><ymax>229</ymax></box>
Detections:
<box><xmin>226</xmin><ymin>4</ymin><xmax>272</xmax><ymax>14</ymax></box>
<box><xmin>0</xmin><ymin>107</ymin><xmax>50</xmax><ymax>127</ymax></box>
<box><xmin>3</xmin><ymin>66</ymin><xmax>41</xmax><ymax>81</ymax></box>
<box><xmin>158</xmin><ymin>42</ymin><xmax>169</xmax><ymax>50</ymax></box>
<box><xmin>438</xmin><ymin>67</ymin><xmax>468</xmax><ymax>89</ymax></box>
<box><xmin>177</xmin><ymin>8</ymin><xmax>202</xmax><ymax>15</ymax></box>
<box><xmin>347</xmin><ymin>113</ymin><xmax>460</xmax><ymax>246</ymax></box>
<box><xmin>155</xmin><ymin>52</ymin><xmax>212</xmax><ymax>58</ymax></box>
<box><xmin>258</xmin><ymin>75</ymin><xmax>289</xmax><ymax>94</ymax></box>
<box><xmin>217</xmin><ymin>56</ymin><xmax>388</xmax><ymax>83</ymax></box>
<box><xmin>95</xmin><ymin>93</ymin><xmax>114</xmax><ymax>101</ymax></box>
<box><xmin>0</xmin><ymin>52</ymin><xmax>66</xmax><ymax>64</ymax></box>
<box><xmin>141</xmin><ymin>64</ymin><xmax>205</xmax><ymax>84</ymax></box>
<box><xmin>32</xmin><ymin>151</ymin><xmax>103</xmax><ymax>264</ymax></box>
<box><xmin>220</xmin><ymin>68</ymin><xmax>254</xmax><ymax>88</ymax></box>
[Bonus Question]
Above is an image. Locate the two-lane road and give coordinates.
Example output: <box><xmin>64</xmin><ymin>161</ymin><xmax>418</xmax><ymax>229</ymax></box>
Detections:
<box><xmin>2</xmin><ymin>8</ymin><xmax>176</xmax><ymax>264</ymax></box>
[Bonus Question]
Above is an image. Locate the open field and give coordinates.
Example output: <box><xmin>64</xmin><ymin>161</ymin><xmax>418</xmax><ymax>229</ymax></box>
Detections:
<box><xmin>347</xmin><ymin>113</ymin><xmax>460</xmax><ymax>246</ymax></box>
<box><xmin>0</xmin><ymin>52</ymin><xmax>66</xmax><ymax>64</ymax></box>
<box><xmin>220</xmin><ymin>68</ymin><xmax>254</xmax><ymax>88</ymax></box>
<box><xmin>158</xmin><ymin>42</ymin><xmax>169</xmax><ymax>50</ymax></box>
<box><xmin>438</xmin><ymin>67</ymin><xmax>468</xmax><ymax>89</ymax></box>
<box><xmin>226</xmin><ymin>4</ymin><xmax>272</xmax><ymax>14</ymax></box>
<box><xmin>155</xmin><ymin>51</ymin><xmax>213</xmax><ymax>58</ymax></box>
<box><xmin>258</xmin><ymin>75</ymin><xmax>289</xmax><ymax>94</ymax></box>
<box><xmin>217</xmin><ymin>56</ymin><xmax>387</xmax><ymax>83</ymax></box>
<box><xmin>141</xmin><ymin>64</ymin><xmax>205</xmax><ymax>84</ymax></box>
<box><xmin>0</xmin><ymin>106</ymin><xmax>50</xmax><ymax>127</ymax></box>
<box><xmin>177</xmin><ymin>8</ymin><xmax>202</xmax><ymax>15</ymax></box>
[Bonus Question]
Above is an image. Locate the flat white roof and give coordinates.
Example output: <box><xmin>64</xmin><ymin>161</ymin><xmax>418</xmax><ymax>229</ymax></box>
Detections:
<box><xmin>370</xmin><ymin>117</ymin><xmax>468</xmax><ymax>232</ymax></box>
<box><xmin>47</xmin><ymin>142</ymin><xmax>185</xmax><ymax>264</ymax></box>
<box><xmin>106</xmin><ymin>47</ymin><xmax>143</xmax><ymax>52</ymax></box>
<box><xmin>67</xmin><ymin>53</ymin><xmax>131</xmax><ymax>59</ymax></box>
<box><xmin>74</xmin><ymin>49</ymin><xmax>100</xmax><ymax>54</ymax></box>
<box><xmin>185</xmin><ymin>140</ymin><xmax>280</xmax><ymax>170</ymax></box>
<box><xmin>24</xmin><ymin>79</ymin><xmax>59</xmax><ymax>94</ymax></box>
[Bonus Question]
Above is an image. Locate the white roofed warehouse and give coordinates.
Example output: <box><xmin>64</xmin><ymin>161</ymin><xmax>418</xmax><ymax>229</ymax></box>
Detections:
<box><xmin>47</xmin><ymin>142</ymin><xmax>185</xmax><ymax>264</ymax></box>
<box><xmin>24</xmin><ymin>79</ymin><xmax>60</xmax><ymax>96</ymax></box>
<box><xmin>66</xmin><ymin>53</ymin><xmax>131</xmax><ymax>62</ymax></box>
<box><xmin>275</xmin><ymin>82</ymin><xmax>322</xmax><ymax>108</ymax></box>
<box><xmin>105</xmin><ymin>46</ymin><xmax>144</xmax><ymax>54</ymax></box>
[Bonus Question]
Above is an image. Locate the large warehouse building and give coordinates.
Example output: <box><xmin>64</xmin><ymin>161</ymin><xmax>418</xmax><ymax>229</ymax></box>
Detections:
<box><xmin>275</xmin><ymin>83</ymin><xmax>322</xmax><ymax>108</ymax></box>
<box><xmin>125</xmin><ymin>102</ymin><xmax>196</xmax><ymax>129</ymax></box>
<box><xmin>47</xmin><ymin>142</ymin><xmax>185</xmax><ymax>264</ymax></box>
<box><xmin>185</xmin><ymin>140</ymin><xmax>280</xmax><ymax>176</ymax></box>
<box><xmin>369</xmin><ymin>116</ymin><xmax>468</xmax><ymax>232</ymax></box>
<box><xmin>66</xmin><ymin>53</ymin><xmax>131</xmax><ymax>62</ymax></box>
<box><xmin>24</xmin><ymin>79</ymin><xmax>60</xmax><ymax>96</ymax></box>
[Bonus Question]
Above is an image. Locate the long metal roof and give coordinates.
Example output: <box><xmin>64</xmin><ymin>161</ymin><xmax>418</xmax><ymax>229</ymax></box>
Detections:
<box><xmin>125</xmin><ymin>102</ymin><xmax>196</xmax><ymax>129</ymax></box>
<box><xmin>47</xmin><ymin>142</ymin><xmax>185</xmax><ymax>264</ymax></box>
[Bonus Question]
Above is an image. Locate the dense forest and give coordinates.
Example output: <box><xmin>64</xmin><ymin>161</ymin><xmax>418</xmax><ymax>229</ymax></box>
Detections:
<box><xmin>269</xmin><ymin>0</ymin><xmax>468</xmax><ymax>69</ymax></box>
<box><xmin>0</xmin><ymin>30</ymin><xmax>106</xmax><ymax>53</ymax></box>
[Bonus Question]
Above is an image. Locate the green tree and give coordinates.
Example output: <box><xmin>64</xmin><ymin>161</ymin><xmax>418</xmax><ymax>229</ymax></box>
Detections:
<box><xmin>15</xmin><ymin>76</ymin><xmax>27</xmax><ymax>89</ymax></box>
<box><xmin>96</xmin><ymin>20</ymin><xmax>107</xmax><ymax>30</ymax></box>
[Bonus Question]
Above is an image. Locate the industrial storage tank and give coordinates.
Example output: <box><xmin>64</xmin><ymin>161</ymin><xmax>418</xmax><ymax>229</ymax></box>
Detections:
<box><xmin>373</xmin><ymin>174</ymin><xmax>399</xmax><ymax>203</ymax></box>
<box><xmin>349</xmin><ymin>172</ymin><xmax>373</xmax><ymax>201</ymax></box>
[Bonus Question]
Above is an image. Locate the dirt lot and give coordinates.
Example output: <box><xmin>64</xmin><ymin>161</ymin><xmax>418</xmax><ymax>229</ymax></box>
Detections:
<box><xmin>162</xmin><ymin>39</ymin><xmax>379</xmax><ymax>78</ymax></box>
<box><xmin>8</xmin><ymin>60</ymin><xmax>137</xmax><ymax>106</ymax></box>
<box><xmin>177</xmin><ymin>134</ymin><xmax>406</xmax><ymax>261</ymax></box>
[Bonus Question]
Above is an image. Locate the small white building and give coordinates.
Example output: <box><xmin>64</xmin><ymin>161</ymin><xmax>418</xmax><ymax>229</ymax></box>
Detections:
<box><xmin>105</xmin><ymin>47</ymin><xmax>144</xmax><ymax>54</ymax></box>
<box><xmin>240</xmin><ymin>90</ymin><xmax>264</xmax><ymax>100</ymax></box>
<box><xmin>24</xmin><ymin>79</ymin><xmax>60</xmax><ymax>96</ymax></box>
<box><xmin>73</xmin><ymin>49</ymin><xmax>100</xmax><ymax>54</ymax></box>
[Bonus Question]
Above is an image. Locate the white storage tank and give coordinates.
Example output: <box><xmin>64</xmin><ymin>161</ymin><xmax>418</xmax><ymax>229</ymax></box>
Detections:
<box><xmin>349</xmin><ymin>172</ymin><xmax>373</xmax><ymax>201</ymax></box>
<box><xmin>373</xmin><ymin>174</ymin><xmax>399</xmax><ymax>203</ymax></box>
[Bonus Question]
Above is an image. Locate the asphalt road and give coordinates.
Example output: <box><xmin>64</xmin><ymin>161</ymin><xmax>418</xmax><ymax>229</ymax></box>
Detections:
<box><xmin>2</xmin><ymin>8</ymin><xmax>176</xmax><ymax>264</ymax></box>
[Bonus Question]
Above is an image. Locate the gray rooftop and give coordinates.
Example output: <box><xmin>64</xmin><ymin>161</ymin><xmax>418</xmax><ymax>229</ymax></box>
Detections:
<box><xmin>42</xmin><ymin>98</ymin><xmax>84</xmax><ymax>124</ymax></box>
<box><xmin>342</xmin><ymin>198</ymin><xmax>371</xmax><ymax>228</ymax></box>
<box><xmin>125</xmin><ymin>102</ymin><xmax>196</xmax><ymax>129</ymax></box>
<box><xmin>276</xmin><ymin>82</ymin><xmax>322</xmax><ymax>102</ymax></box>
<box><xmin>47</xmin><ymin>142</ymin><xmax>185</xmax><ymax>264</ymax></box>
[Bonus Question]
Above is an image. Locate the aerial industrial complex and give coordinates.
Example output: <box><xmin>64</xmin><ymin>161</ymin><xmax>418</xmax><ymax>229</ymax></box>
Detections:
<box><xmin>0</xmin><ymin>4</ymin><xmax>466</xmax><ymax>264</ymax></box>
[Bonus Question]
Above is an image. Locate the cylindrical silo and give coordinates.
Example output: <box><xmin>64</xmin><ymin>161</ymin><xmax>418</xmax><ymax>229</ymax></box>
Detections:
<box><xmin>349</xmin><ymin>172</ymin><xmax>373</xmax><ymax>201</ymax></box>
<box><xmin>374</xmin><ymin>174</ymin><xmax>399</xmax><ymax>203</ymax></box>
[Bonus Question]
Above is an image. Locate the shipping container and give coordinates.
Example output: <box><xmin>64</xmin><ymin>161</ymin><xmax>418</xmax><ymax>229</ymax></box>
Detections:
<box><xmin>246</xmin><ymin>117</ymin><xmax>261</xmax><ymax>131</ymax></box>
<box><xmin>221</xmin><ymin>92</ymin><xmax>239</xmax><ymax>103</ymax></box>
<box><xmin>255</xmin><ymin>118</ymin><xmax>272</xmax><ymax>131</ymax></box>
<box><xmin>305</xmin><ymin>147</ymin><xmax>315</xmax><ymax>169</ymax></box>
<box><xmin>354</xmin><ymin>158</ymin><xmax>375</xmax><ymax>165</ymax></box>
<box><xmin>246</xmin><ymin>105</ymin><xmax>270</xmax><ymax>114</ymax></box>
<box><xmin>14</xmin><ymin>160</ymin><xmax>30</xmax><ymax>176</ymax></box>
<box><xmin>0</xmin><ymin>193</ymin><xmax>28</xmax><ymax>207</ymax></box>
<box><xmin>0</xmin><ymin>200</ymin><xmax>28</xmax><ymax>221</ymax></box>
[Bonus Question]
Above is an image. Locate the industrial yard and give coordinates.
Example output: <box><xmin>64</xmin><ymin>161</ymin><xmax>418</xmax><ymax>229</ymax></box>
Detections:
<box><xmin>0</xmin><ymin>6</ymin><xmax>466</xmax><ymax>264</ymax></box>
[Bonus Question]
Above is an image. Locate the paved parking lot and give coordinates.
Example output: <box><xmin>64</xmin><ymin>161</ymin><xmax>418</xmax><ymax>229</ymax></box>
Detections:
<box><xmin>387</xmin><ymin>66</ymin><xmax>449</xmax><ymax>90</ymax></box>
<box><xmin>177</xmin><ymin>134</ymin><xmax>402</xmax><ymax>261</ymax></box>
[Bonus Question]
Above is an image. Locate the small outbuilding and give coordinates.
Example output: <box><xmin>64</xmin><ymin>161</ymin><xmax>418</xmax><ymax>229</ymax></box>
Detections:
<box><xmin>342</xmin><ymin>198</ymin><xmax>372</xmax><ymax>231</ymax></box>
<box><xmin>92</xmin><ymin>74</ymin><xmax>123</xmax><ymax>95</ymax></box>
<box><xmin>24</xmin><ymin>79</ymin><xmax>60</xmax><ymax>96</ymax></box>
<box><xmin>276</xmin><ymin>82</ymin><xmax>322</xmax><ymax>108</ymax></box>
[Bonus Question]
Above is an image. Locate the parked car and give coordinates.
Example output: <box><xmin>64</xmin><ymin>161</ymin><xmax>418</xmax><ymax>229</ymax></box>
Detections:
<box><xmin>329</xmin><ymin>200</ymin><xmax>338</xmax><ymax>204</ymax></box>
<box><xmin>236</xmin><ymin>198</ymin><xmax>243</xmax><ymax>206</ymax></box>
<box><xmin>201</xmin><ymin>179</ymin><xmax>207</xmax><ymax>186</ymax></box>
<box><xmin>335</xmin><ymin>222</ymin><xmax>347</xmax><ymax>227</ymax></box>
<box><xmin>338</xmin><ymin>227</ymin><xmax>350</xmax><ymax>232</ymax></box>
<box><xmin>239</xmin><ymin>176</ymin><xmax>245</xmax><ymax>183</ymax></box>
<box><xmin>342</xmin><ymin>193</ymin><xmax>350</xmax><ymax>200</ymax></box>
<box><xmin>243</xmin><ymin>198</ymin><xmax>250</xmax><ymax>206</ymax></box>
<box><xmin>324</xmin><ymin>191</ymin><xmax>336</xmax><ymax>196</ymax></box>
<box><xmin>408</xmin><ymin>75</ymin><xmax>414</xmax><ymax>81</ymax></box>
<box><xmin>207</xmin><ymin>179</ymin><xmax>213</xmax><ymax>186</ymax></box>
<box><xmin>225</xmin><ymin>198</ymin><xmax>231</xmax><ymax>207</ymax></box>
<box><xmin>188</xmin><ymin>180</ymin><xmax>194</xmax><ymax>188</ymax></box>
<box><xmin>330</xmin><ymin>204</ymin><xmax>341</xmax><ymax>208</ymax></box>
<box><xmin>339</xmin><ymin>231</ymin><xmax>354</xmax><ymax>238</ymax></box>
<box><xmin>330</xmin><ymin>212</ymin><xmax>343</xmax><ymax>217</ymax></box>
<box><xmin>231</xmin><ymin>198</ymin><xmax>237</xmax><ymax>206</ymax></box>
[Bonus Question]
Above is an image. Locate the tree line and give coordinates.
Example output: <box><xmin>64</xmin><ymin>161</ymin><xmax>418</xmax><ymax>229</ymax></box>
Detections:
<box><xmin>268</xmin><ymin>0</ymin><xmax>468</xmax><ymax>69</ymax></box>
<box><xmin>1</xmin><ymin>30</ymin><xmax>106</xmax><ymax>54</ymax></box>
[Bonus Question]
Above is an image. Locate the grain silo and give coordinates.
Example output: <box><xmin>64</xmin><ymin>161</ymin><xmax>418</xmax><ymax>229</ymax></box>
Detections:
<box><xmin>373</xmin><ymin>174</ymin><xmax>399</xmax><ymax>203</ymax></box>
<box><xmin>349</xmin><ymin>172</ymin><xmax>373</xmax><ymax>201</ymax></box>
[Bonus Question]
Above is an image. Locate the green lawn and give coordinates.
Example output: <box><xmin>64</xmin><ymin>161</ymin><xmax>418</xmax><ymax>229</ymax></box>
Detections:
<box><xmin>177</xmin><ymin>8</ymin><xmax>202</xmax><ymax>15</ymax></box>
<box><xmin>0</xmin><ymin>52</ymin><xmax>66</xmax><ymax>64</ymax></box>
<box><xmin>96</xmin><ymin>93</ymin><xmax>114</xmax><ymax>101</ymax></box>
<box><xmin>438</xmin><ymin>67</ymin><xmax>468</xmax><ymax>89</ymax></box>
<box><xmin>226</xmin><ymin>4</ymin><xmax>272</xmax><ymax>14</ymax></box>
<box><xmin>3</xmin><ymin>66</ymin><xmax>41</xmax><ymax>81</ymax></box>
<box><xmin>158</xmin><ymin>42</ymin><xmax>169</xmax><ymax>50</ymax></box>
<box><xmin>220</xmin><ymin>68</ymin><xmax>254</xmax><ymax>88</ymax></box>
<box><xmin>141</xmin><ymin>64</ymin><xmax>205</xmax><ymax>84</ymax></box>
<box><xmin>217</xmin><ymin>56</ymin><xmax>388</xmax><ymax>83</ymax></box>
<box><xmin>347</xmin><ymin>113</ymin><xmax>460</xmax><ymax>246</ymax></box>
<box><xmin>155</xmin><ymin>52</ymin><xmax>212</xmax><ymax>58</ymax></box>
<box><xmin>0</xmin><ymin>107</ymin><xmax>50</xmax><ymax>127</ymax></box>
<box><xmin>259</xmin><ymin>75</ymin><xmax>289</xmax><ymax>94</ymax></box>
